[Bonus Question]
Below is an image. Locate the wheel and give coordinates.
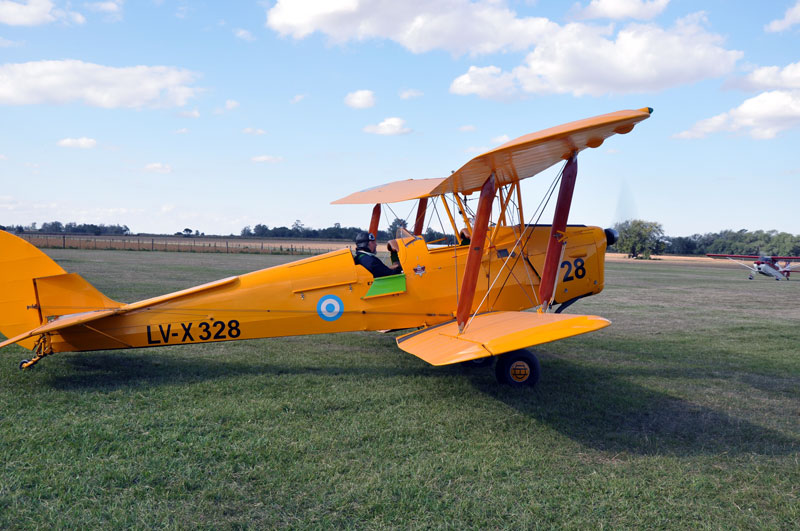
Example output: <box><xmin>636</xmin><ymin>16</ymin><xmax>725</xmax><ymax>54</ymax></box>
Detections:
<box><xmin>495</xmin><ymin>349</ymin><xmax>540</xmax><ymax>387</ymax></box>
<box><xmin>19</xmin><ymin>359</ymin><xmax>29</xmax><ymax>370</ymax></box>
<box><xmin>460</xmin><ymin>357</ymin><xmax>494</xmax><ymax>368</ymax></box>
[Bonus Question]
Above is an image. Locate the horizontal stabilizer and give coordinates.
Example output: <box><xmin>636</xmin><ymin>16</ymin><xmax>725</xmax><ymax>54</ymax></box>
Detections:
<box><xmin>0</xmin><ymin>276</ymin><xmax>239</xmax><ymax>351</ymax></box>
<box><xmin>396</xmin><ymin>311</ymin><xmax>610</xmax><ymax>366</ymax></box>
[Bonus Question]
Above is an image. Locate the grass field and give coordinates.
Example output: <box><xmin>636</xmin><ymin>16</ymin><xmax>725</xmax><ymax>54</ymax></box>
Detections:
<box><xmin>1</xmin><ymin>250</ymin><xmax>798</xmax><ymax>528</ymax></box>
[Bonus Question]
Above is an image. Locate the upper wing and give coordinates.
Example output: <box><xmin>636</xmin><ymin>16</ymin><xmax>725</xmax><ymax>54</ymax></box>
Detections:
<box><xmin>332</xmin><ymin>178</ymin><xmax>446</xmax><ymax>205</ymax></box>
<box><xmin>396</xmin><ymin>311</ymin><xmax>610</xmax><ymax>366</ymax></box>
<box><xmin>332</xmin><ymin>108</ymin><xmax>652</xmax><ymax>204</ymax></box>
<box><xmin>707</xmin><ymin>254</ymin><xmax>760</xmax><ymax>259</ymax></box>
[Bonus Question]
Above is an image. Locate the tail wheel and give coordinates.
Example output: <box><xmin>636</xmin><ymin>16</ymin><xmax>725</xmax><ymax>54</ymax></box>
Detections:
<box><xmin>496</xmin><ymin>349</ymin><xmax>541</xmax><ymax>387</ymax></box>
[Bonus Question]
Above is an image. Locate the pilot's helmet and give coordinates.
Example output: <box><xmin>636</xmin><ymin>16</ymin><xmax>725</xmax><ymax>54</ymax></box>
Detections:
<box><xmin>355</xmin><ymin>231</ymin><xmax>375</xmax><ymax>251</ymax></box>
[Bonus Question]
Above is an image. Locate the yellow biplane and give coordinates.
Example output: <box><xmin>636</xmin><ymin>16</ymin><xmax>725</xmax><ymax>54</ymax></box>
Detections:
<box><xmin>0</xmin><ymin>108</ymin><xmax>652</xmax><ymax>386</ymax></box>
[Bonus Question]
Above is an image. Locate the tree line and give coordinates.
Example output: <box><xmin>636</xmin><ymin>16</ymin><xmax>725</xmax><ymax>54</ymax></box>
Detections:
<box><xmin>1</xmin><ymin>221</ymin><xmax>131</xmax><ymax>236</ymax></box>
<box><xmin>613</xmin><ymin>220</ymin><xmax>800</xmax><ymax>258</ymax></box>
<box><xmin>6</xmin><ymin>218</ymin><xmax>797</xmax><ymax>257</ymax></box>
<box><xmin>240</xmin><ymin>219</ymin><xmax>454</xmax><ymax>244</ymax></box>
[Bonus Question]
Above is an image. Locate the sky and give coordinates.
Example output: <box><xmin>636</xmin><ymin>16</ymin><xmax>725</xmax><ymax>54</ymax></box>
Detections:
<box><xmin>1</xmin><ymin>0</ymin><xmax>799</xmax><ymax>238</ymax></box>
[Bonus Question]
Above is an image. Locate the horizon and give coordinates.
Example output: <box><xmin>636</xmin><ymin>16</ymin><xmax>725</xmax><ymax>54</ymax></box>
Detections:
<box><xmin>4</xmin><ymin>218</ymin><xmax>799</xmax><ymax>240</ymax></box>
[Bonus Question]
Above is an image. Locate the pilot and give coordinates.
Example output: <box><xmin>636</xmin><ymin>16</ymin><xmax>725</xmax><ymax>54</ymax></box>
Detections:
<box><xmin>354</xmin><ymin>232</ymin><xmax>401</xmax><ymax>278</ymax></box>
<box><xmin>459</xmin><ymin>227</ymin><xmax>471</xmax><ymax>246</ymax></box>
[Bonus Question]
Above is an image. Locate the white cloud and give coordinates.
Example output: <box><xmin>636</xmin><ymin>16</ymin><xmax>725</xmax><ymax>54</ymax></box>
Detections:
<box><xmin>363</xmin><ymin>117</ymin><xmax>411</xmax><ymax>135</ymax></box>
<box><xmin>266</xmin><ymin>0</ymin><xmax>555</xmax><ymax>56</ymax></box>
<box><xmin>450</xmin><ymin>65</ymin><xmax>518</xmax><ymax>99</ymax></box>
<box><xmin>0</xmin><ymin>36</ymin><xmax>21</xmax><ymax>46</ymax></box>
<box><xmin>0</xmin><ymin>0</ymin><xmax>55</xmax><ymax>26</ymax></box>
<box><xmin>86</xmin><ymin>1</ymin><xmax>123</xmax><ymax>14</ymax></box>
<box><xmin>573</xmin><ymin>0</ymin><xmax>670</xmax><ymax>20</ymax></box>
<box><xmin>491</xmin><ymin>134</ymin><xmax>510</xmax><ymax>144</ymax></box>
<box><xmin>765</xmin><ymin>1</ymin><xmax>800</xmax><ymax>32</ymax></box>
<box><xmin>399</xmin><ymin>88</ymin><xmax>423</xmax><ymax>99</ymax></box>
<box><xmin>740</xmin><ymin>61</ymin><xmax>800</xmax><ymax>91</ymax></box>
<box><xmin>0</xmin><ymin>0</ymin><xmax>85</xmax><ymax>26</ymax></box>
<box><xmin>179</xmin><ymin>108</ymin><xmax>200</xmax><ymax>118</ymax></box>
<box><xmin>453</xmin><ymin>13</ymin><xmax>742</xmax><ymax>99</ymax></box>
<box><xmin>459</xmin><ymin>125</ymin><xmax>476</xmax><ymax>132</ymax></box>
<box><xmin>242</xmin><ymin>127</ymin><xmax>266</xmax><ymax>135</ymax></box>
<box><xmin>85</xmin><ymin>0</ymin><xmax>123</xmax><ymax>21</ymax></box>
<box><xmin>344</xmin><ymin>89</ymin><xmax>375</xmax><ymax>108</ymax></box>
<box><xmin>174</xmin><ymin>128</ymin><xmax>189</xmax><ymax>134</ymax></box>
<box><xmin>225</xmin><ymin>99</ymin><xmax>239</xmax><ymax>110</ymax></box>
<box><xmin>234</xmin><ymin>28</ymin><xmax>255</xmax><ymax>41</ymax></box>
<box><xmin>676</xmin><ymin>90</ymin><xmax>800</xmax><ymax>140</ymax></box>
<box><xmin>252</xmin><ymin>155</ymin><xmax>283</xmax><ymax>163</ymax></box>
<box><xmin>145</xmin><ymin>162</ymin><xmax>172</xmax><ymax>173</ymax></box>
<box><xmin>290</xmin><ymin>94</ymin><xmax>306</xmax><ymax>104</ymax></box>
<box><xmin>0</xmin><ymin>153</ymin><xmax>7</xmax><ymax>160</ymax></box>
<box><xmin>0</xmin><ymin>60</ymin><xmax>199</xmax><ymax>108</ymax></box>
<box><xmin>57</xmin><ymin>137</ymin><xmax>96</xmax><ymax>148</ymax></box>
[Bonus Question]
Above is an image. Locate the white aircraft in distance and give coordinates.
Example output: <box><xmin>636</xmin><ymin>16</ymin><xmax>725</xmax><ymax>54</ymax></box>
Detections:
<box><xmin>707</xmin><ymin>254</ymin><xmax>800</xmax><ymax>281</ymax></box>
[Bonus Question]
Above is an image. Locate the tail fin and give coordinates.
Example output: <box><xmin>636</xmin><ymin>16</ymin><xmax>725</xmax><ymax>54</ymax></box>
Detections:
<box><xmin>0</xmin><ymin>231</ymin><xmax>66</xmax><ymax>349</ymax></box>
<box><xmin>0</xmin><ymin>231</ymin><xmax>122</xmax><ymax>350</ymax></box>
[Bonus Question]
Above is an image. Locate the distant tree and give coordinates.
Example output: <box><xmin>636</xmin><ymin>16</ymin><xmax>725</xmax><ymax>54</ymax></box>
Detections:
<box><xmin>291</xmin><ymin>220</ymin><xmax>306</xmax><ymax>237</ymax></box>
<box><xmin>182</xmin><ymin>228</ymin><xmax>192</xmax><ymax>237</ymax></box>
<box><xmin>614</xmin><ymin>219</ymin><xmax>666</xmax><ymax>259</ymax></box>
<box><xmin>253</xmin><ymin>224</ymin><xmax>270</xmax><ymax>237</ymax></box>
<box><xmin>424</xmin><ymin>227</ymin><xmax>455</xmax><ymax>245</ymax></box>
<box><xmin>386</xmin><ymin>217</ymin><xmax>408</xmax><ymax>238</ymax></box>
<box><xmin>41</xmin><ymin>221</ymin><xmax>64</xmax><ymax>233</ymax></box>
<box><xmin>241</xmin><ymin>225</ymin><xmax>253</xmax><ymax>237</ymax></box>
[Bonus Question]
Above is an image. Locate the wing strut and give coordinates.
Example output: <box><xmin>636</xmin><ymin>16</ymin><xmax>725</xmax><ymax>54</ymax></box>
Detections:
<box><xmin>369</xmin><ymin>203</ymin><xmax>381</xmax><ymax>236</ymax></box>
<box><xmin>539</xmin><ymin>154</ymin><xmax>578</xmax><ymax>310</ymax></box>
<box><xmin>457</xmin><ymin>174</ymin><xmax>496</xmax><ymax>333</ymax></box>
<box><xmin>413</xmin><ymin>197</ymin><xmax>428</xmax><ymax>236</ymax></box>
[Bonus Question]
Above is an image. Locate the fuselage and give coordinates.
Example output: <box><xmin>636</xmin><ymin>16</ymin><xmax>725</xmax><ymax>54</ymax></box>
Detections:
<box><xmin>48</xmin><ymin>225</ymin><xmax>611</xmax><ymax>353</ymax></box>
<box><xmin>755</xmin><ymin>258</ymin><xmax>789</xmax><ymax>280</ymax></box>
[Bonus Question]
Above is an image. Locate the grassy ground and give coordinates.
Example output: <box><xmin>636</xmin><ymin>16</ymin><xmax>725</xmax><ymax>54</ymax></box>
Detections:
<box><xmin>1</xmin><ymin>250</ymin><xmax>798</xmax><ymax>528</ymax></box>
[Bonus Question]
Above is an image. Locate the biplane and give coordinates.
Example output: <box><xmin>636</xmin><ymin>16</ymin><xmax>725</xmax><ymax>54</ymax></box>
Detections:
<box><xmin>707</xmin><ymin>254</ymin><xmax>800</xmax><ymax>280</ymax></box>
<box><xmin>0</xmin><ymin>108</ymin><xmax>652</xmax><ymax>386</ymax></box>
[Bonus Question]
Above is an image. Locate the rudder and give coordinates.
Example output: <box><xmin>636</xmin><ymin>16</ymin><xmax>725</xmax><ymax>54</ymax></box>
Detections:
<box><xmin>0</xmin><ymin>231</ymin><xmax>67</xmax><ymax>349</ymax></box>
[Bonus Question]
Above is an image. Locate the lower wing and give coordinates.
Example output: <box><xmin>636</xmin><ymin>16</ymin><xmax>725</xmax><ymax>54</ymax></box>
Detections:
<box><xmin>396</xmin><ymin>311</ymin><xmax>609</xmax><ymax>366</ymax></box>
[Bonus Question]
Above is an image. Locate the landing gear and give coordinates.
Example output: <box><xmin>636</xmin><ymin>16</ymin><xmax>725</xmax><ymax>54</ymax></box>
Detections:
<box><xmin>18</xmin><ymin>334</ymin><xmax>53</xmax><ymax>370</ymax></box>
<box><xmin>495</xmin><ymin>349</ymin><xmax>541</xmax><ymax>387</ymax></box>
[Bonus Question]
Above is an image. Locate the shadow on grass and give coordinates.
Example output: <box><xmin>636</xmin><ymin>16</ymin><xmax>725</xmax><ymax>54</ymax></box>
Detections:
<box><xmin>463</xmin><ymin>354</ymin><xmax>800</xmax><ymax>458</ymax></box>
<box><xmin>45</xmin><ymin>350</ymin><xmax>431</xmax><ymax>391</ymax></box>
<box><xmin>44</xmin><ymin>348</ymin><xmax>798</xmax><ymax>458</ymax></box>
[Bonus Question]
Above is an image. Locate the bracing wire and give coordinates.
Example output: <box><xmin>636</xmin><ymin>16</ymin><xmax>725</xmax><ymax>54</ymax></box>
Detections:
<box><xmin>464</xmin><ymin>161</ymin><xmax>566</xmax><ymax>331</ymax></box>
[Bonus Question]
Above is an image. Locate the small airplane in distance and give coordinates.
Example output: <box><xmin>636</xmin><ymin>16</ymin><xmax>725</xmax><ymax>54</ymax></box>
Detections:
<box><xmin>707</xmin><ymin>254</ymin><xmax>800</xmax><ymax>280</ymax></box>
<box><xmin>1</xmin><ymin>108</ymin><xmax>653</xmax><ymax>387</ymax></box>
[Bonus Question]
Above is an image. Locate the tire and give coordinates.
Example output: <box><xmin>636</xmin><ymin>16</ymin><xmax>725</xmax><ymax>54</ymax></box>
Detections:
<box><xmin>495</xmin><ymin>349</ymin><xmax>540</xmax><ymax>387</ymax></box>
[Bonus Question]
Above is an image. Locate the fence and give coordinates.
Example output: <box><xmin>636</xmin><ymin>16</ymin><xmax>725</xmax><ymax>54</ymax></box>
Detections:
<box><xmin>20</xmin><ymin>234</ymin><xmax>352</xmax><ymax>256</ymax></box>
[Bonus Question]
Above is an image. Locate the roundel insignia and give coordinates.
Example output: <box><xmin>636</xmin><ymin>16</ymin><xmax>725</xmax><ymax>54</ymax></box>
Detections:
<box><xmin>317</xmin><ymin>295</ymin><xmax>344</xmax><ymax>322</ymax></box>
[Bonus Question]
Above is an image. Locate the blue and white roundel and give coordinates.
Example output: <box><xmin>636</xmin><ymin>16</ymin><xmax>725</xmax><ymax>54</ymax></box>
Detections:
<box><xmin>317</xmin><ymin>294</ymin><xmax>344</xmax><ymax>321</ymax></box>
